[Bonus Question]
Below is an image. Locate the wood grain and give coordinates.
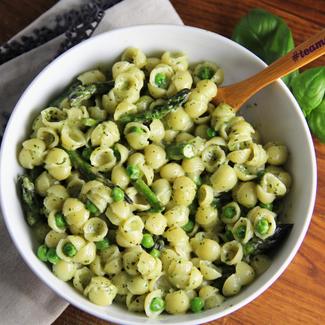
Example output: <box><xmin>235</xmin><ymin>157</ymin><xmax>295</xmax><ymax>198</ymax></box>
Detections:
<box><xmin>0</xmin><ymin>1</ymin><xmax>324</xmax><ymax>325</ymax></box>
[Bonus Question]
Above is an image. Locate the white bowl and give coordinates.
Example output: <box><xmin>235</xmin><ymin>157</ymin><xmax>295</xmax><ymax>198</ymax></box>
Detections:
<box><xmin>0</xmin><ymin>25</ymin><xmax>317</xmax><ymax>325</ymax></box>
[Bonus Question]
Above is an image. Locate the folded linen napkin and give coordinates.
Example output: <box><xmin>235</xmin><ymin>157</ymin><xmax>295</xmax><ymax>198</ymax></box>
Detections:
<box><xmin>0</xmin><ymin>1</ymin><xmax>182</xmax><ymax>324</ymax></box>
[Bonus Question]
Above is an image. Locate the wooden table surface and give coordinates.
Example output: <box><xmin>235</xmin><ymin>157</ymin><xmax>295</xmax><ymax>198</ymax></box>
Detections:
<box><xmin>0</xmin><ymin>0</ymin><xmax>324</xmax><ymax>324</ymax></box>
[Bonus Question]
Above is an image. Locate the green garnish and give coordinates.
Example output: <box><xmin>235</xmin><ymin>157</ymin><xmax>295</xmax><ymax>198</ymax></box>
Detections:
<box><xmin>150</xmin><ymin>248</ymin><xmax>161</xmax><ymax>258</ymax></box>
<box><xmin>165</xmin><ymin>142</ymin><xmax>195</xmax><ymax>160</ymax></box>
<box><xmin>150</xmin><ymin>297</ymin><xmax>165</xmax><ymax>312</ymax></box>
<box><xmin>255</xmin><ymin>218</ymin><xmax>270</xmax><ymax>235</ymax></box>
<box><xmin>133</xmin><ymin>178</ymin><xmax>162</xmax><ymax>211</ymax></box>
<box><xmin>243</xmin><ymin>242</ymin><xmax>255</xmax><ymax>256</ymax></box>
<box><xmin>224</xmin><ymin>229</ymin><xmax>234</xmax><ymax>241</ymax></box>
<box><xmin>63</xmin><ymin>243</ymin><xmax>77</xmax><ymax>257</ymax></box>
<box><xmin>198</xmin><ymin>66</ymin><xmax>215</xmax><ymax>80</ymax></box>
<box><xmin>47</xmin><ymin>248</ymin><xmax>60</xmax><ymax>264</ymax></box>
<box><xmin>128</xmin><ymin>126</ymin><xmax>144</xmax><ymax>134</ymax></box>
<box><xmin>81</xmin><ymin>147</ymin><xmax>92</xmax><ymax>161</ymax></box>
<box><xmin>112</xmin><ymin>187</ymin><xmax>125</xmax><ymax>202</ymax></box>
<box><xmin>141</xmin><ymin>233</ymin><xmax>155</xmax><ymax>249</ymax></box>
<box><xmin>259</xmin><ymin>202</ymin><xmax>273</xmax><ymax>211</ymax></box>
<box><xmin>127</xmin><ymin>165</ymin><xmax>141</xmax><ymax>180</ymax></box>
<box><xmin>67</xmin><ymin>150</ymin><xmax>133</xmax><ymax>204</ymax></box>
<box><xmin>211</xmin><ymin>198</ymin><xmax>222</xmax><ymax>209</ymax></box>
<box><xmin>37</xmin><ymin>244</ymin><xmax>48</xmax><ymax>262</ymax></box>
<box><xmin>193</xmin><ymin>175</ymin><xmax>202</xmax><ymax>187</ymax></box>
<box><xmin>235</xmin><ymin>224</ymin><xmax>246</xmax><ymax>239</ymax></box>
<box><xmin>154</xmin><ymin>73</ymin><xmax>169</xmax><ymax>89</ymax></box>
<box><xmin>190</xmin><ymin>297</ymin><xmax>205</xmax><ymax>313</ymax></box>
<box><xmin>206</xmin><ymin>127</ymin><xmax>216</xmax><ymax>138</ymax></box>
<box><xmin>81</xmin><ymin>118</ymin><xmax>98</xmax><ymax>127</ymax></box>
<box><xmin>95</xmin><ymin>238</ymin><xmax>110</xmax><ymax>251</ymax></box>
<box><xmin>55</xmin><ymin>212</ymin><xmax>67</xmax><ymax>229</ymax></box>
<box><xmin>118</xmin><ymin>88</ymin><xmax>190</xmax><ymax>124</ymax></box>
<box><xmin>85</xmin><ymin>200</ymin><xmax>99</xmax><ymax>215</ymax></box>
<box><xmin>222</xmin><ymin>206</ymin><xmax>236</xmax><ymax>219</ymax></box>
<box><xmin>182</xmin><ymin>220</ymin><xmax>194</xmax><ymax>233</ymax></box>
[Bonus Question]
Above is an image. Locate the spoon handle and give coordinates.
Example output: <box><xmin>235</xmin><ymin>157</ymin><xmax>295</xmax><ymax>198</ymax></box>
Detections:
<box><xmin>215</xmin><ymin>28</ymin><xmax>325</xmax><ymax>109</ymax></box>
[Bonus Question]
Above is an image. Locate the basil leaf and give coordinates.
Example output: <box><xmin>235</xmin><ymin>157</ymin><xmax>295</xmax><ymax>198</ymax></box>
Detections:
<box><xmin>232</xmin><ymin>8</ymin><xmax>298</xmax><ymax>86</ymax></box>
<box><xmin>307</xmin><ymin>100</ymin><xmax>325</xmax><ymax>143</ymax></box>
<box><xmin>291</xmin><ymin>67</ymin><xmax>325</xmax><ymax>117</ymax></box>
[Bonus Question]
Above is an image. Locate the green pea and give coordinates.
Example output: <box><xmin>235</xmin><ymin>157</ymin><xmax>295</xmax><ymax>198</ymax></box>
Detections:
<box><xmin>154</xmin><ymin>73</ymin><xmax>169</xmax><ymax>89</ymax></box>
<box><xmin>222</xmin><ymin>206</ymin><xmax>236</xmax><ymax>219</ymax></box>
<box><xmin>243</xmin><ymin>242</ymin><xmax>255</xmax><ymax>256</ymax></box>
<box><xmin>150</xmin><ymin>248</ymin><xmax>161</xmax><ymax>258</ymax></box>
<box><xmin>55</xmin><ymin>212</ymin><xmax>67</xmax><ymax>229</ymax></box>
<box><xmin>82</xmin><ymin>118</ymin><xmax>98</xmax><ymax>127</ymax></box>
<box><xmin>206</xmin><ymin>127</ymin><xmax>216</xmax><ymax>138</ymax></box>
<box><xmin>63</xmin><ymin>243</ymin><xmax>77</xmax><ymax>257</ymax></box>
<box><xmin>198</xmin><ymin>66</ymin><xmax>214</xmax><ymax>80</ymax></box>
<box><xmin>190</xmin><ymin>297</ymin><xmax>205</xmax><ymax>313</ymax></box>
<box><xmin>85</xmin><ymin>200</ymin><xmax>99</xmax><ymax>215</ymax></box>
<box><xmin>47</xmin><ymin>248</ymin><xmax>60</xmax><ymax>264</ymax></box>
<box><xmin>95</xmin><ymin>238</ymin><xmax>110</xmax><ymax>251</ymax></box>
<box><xmin>235</xmin><ymin>224</ymin><xmax>246</xmax><ymax>239</ymax></box>
<box><xmin>150</xmin><ymin>297</ymin><xmax>165</xmax><ymax>312</ymax></box>
<box><xmin>182</xmin><ymin>220</ymin><xmax>194</xmax><ymax>233</ymax></box>
<box><xmin>141</xmin><ymin>233</ymin><xmax>155</xmax><ymax>249</ymax></box>
<box><xmin>112</xmin><ymin>187</ymin><xmax>125</xmax><ymax>202</ymax></box>
<box><xmin>259</xmin><ymin>202</ymin><xmax>273</xmax><ymax>211</ymax></box>
<box><xmin>37</xmin><ymin>244</ymin><xmax>48</xmax><ymax>262</ymax></box>
<box><xmin>255</xmin><ymin>218</ymin><xmax>270</xmax><ymax>235</ymax></box>
<box><xmin>127</xmin><ymin>165</ymin><xmax>141</xmax><ymax>180</ymax></box>
<box><xmin>128</xmin><ymin>126</ymin><xmax>144</xmax><ymax>134</ymax></box>
<box><xmin>81</xmin><ymin>147</ymin><xmax>93</xmax><ymax>161</ymax></box>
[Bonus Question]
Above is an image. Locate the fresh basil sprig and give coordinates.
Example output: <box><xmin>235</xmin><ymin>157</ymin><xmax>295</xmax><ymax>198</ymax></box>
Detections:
<box><xmin>308</xmin><ymin>101</ymin><xmax>325</xmax><ymax>142</ymax></box>
<box><xmin>232</xmin><ymin>8</ymin><xmax>298</xmax><ymax>86</ymax></box>
<box><xmin>291</xmin><ymin>67</ymin><xmax>325</xmax><ymax>117</ymax></box>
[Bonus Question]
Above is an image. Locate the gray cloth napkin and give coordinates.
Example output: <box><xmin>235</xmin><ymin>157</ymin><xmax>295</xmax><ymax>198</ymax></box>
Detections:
<box><xmin>0</xmin><ymin>1</ymin><xmax>182</xmax><ymax>324</ymax></box>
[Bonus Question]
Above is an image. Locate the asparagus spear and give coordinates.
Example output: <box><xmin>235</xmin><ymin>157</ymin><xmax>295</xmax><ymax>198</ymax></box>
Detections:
<box><xmin>69</xmin><ymin>81</ymin><xmax>115</xmax><ymax>107</ymax></box>
<box><xmin>243</xmin><ymin>223</ymin><xmax>293</xmax><ymax>256</ymax></box>
<box><xmin>67</xmin><ymin>150</ymin><xmax>133</xmax><ymax>204</ymax></box>
<box><xmin>118</xmin><ymin>88</ymin><xmax>191</xmax><ymax>123</ymax></box>
<box><xmin>133</xmin><ymin>178</ymin><xmax>162</xmax><ymax>211</ymax></box>
<box><xmin>18</xmin><ymin>175</ymin><xmax>43</xmax><ymax>226</ymax></box>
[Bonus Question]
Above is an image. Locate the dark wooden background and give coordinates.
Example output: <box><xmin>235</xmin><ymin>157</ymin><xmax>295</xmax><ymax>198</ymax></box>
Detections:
<box><xmin>0</xmin><ymin>1</ymin><xmax>324</xmax><ymax>324</ymax></box>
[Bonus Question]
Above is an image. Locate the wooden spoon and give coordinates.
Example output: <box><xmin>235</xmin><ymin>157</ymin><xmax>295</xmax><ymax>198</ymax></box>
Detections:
<box><xmin>212</xmin><ymin>28</ymin><xmax>325</xmax><ymax>110</ymax></box>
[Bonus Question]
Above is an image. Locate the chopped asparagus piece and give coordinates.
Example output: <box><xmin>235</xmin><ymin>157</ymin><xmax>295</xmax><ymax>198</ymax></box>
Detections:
<box><xmin>18</xmin><ymin>175</ymin><xmax>43</xmax><ymax>226</ymax></box>
<box><xmin>166</xmin><ymin>142</ymin><xmax>195</xmax><ymax>160</ymax></box>
<box><xmin>118</xmin><ymin>88</ymin><xmax>191</xmax><ymax>123</ymax></box>
<box><xmin>133</xmin><ymin>178</ymin><xmax>162</xmax><ymax>211</ymax></box>
<box><xmin>67</xmin><ymin>150</ymin><xmax>133</xmax><ymax>204</ymax></box>
<box><xmin>244</xmin><ymin>223</ymin><xmax>293</xmax><ymax>256</ymax></box>
<box><xmin>49</xmin><ymin>79</ymin><xmax>81</xmax><ymax>107</ymax></box>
